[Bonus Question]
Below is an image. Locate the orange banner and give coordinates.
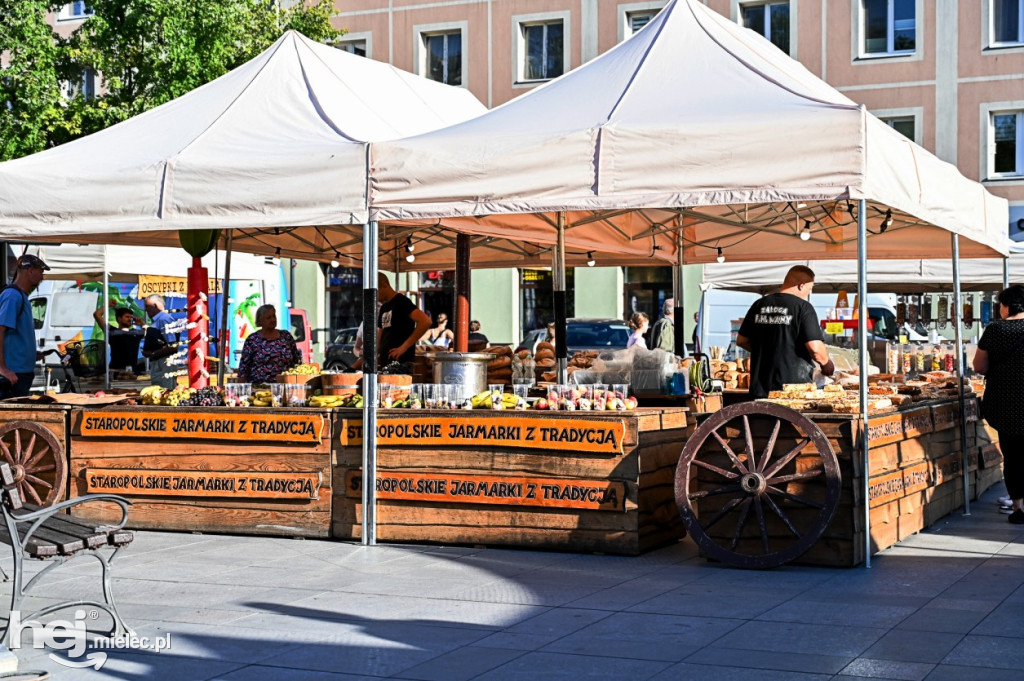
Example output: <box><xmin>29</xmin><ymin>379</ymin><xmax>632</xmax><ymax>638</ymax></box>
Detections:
<box><xmin>138</xmin><ymin>275</ymin><xmax>223</xmax><ymax>297</ymax></box>
<box><xmin>344</xmin><ymin>470</ymin><xmax>625</xmax><ymax>511</ymax></box>
<box><xmin>79</xmin><ymin>411</ymin><xmax>325</xmax><ymax>444</ymax></box>
<box><xmin>338</xmin><ymin>416</ymin><xmax>624</xmax><ymax>454</ymax></box>
<box><xmin>86</xmin><ymin>468</ymin><xmax>322</xmax><ymax>500</ymax></box>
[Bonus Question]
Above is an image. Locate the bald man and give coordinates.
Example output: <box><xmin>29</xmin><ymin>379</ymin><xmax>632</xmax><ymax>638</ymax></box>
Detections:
<box><xmin>736</xmin><ymin>265</ymin><xmax>834</xmax><ymax>398</ymax></box>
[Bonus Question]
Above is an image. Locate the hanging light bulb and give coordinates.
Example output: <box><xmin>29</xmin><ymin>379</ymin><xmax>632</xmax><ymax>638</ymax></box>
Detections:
<box><xmin>800</xmin><ymin>220</ymin><xmax>812</xmax><ymax>241</ymax></box>
<box><xmin>406</xmin><ymin>237</ymin><xmax>415</xmax><ymax>253</ymax></box>
<box><xmin>716</xmin><ymin>248</ymin><xmax>725</xmax><ymax>264</ymax></box>
<box><xmin>880</xmin><ymin>209</ymin><xmax>893</xmax><ymax>232</ymax></box>
<box><xmin>406</xmin><ymin>253</ymin><xmax>416</xmax><ymax>264</ymax></box>
<box><xmin>586</xmin><ymin>252</ymin><xmax>596</xmax><ymax>267</ymax></box>
<box><xmin>330</xmin><ymin>259</ymin><xmax>340</xmax><ymax>269</ymax></box>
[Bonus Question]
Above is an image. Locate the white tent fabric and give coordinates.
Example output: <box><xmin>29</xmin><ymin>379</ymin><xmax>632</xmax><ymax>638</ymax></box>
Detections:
<box><xmin>20</xmin><ymin>244</ymin><xmax>280</xmax><ymax>282</ymax></box>
<box><xmin>701</xmin><ymin>257</ymin><xmax>1024</xmax><ymax>294</ymax></box>
<box><xmin>369</xmin><ymin>0</ymin><xmax>1009</xmax><ymax>261</ymax></box>
<box><xmin>0</xmin><ymin>31</ymin><xmax>484</xmax><ymax>240</ymax></box>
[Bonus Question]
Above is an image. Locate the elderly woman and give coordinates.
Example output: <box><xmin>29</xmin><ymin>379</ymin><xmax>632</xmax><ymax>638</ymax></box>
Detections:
<box><xmin>237</xmin><ymin>304</ymin><xmax>301</xmax><ymax>383</ymax></box>
<box><xmin>974</xmin><ymin>285</ymin><xmax>1024</xmax><ymax>524</ymax></box>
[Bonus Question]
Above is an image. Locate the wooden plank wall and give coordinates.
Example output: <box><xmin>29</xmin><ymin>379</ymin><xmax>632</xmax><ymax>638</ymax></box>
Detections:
<box><xmin>332</xmin><ymin>408</ymin><xmax>693</xmax><ymax>555</ymax></box>
<box><xmin>68</xmin><ymin>407</ymin><xmax>333</xmax><ymax>537</ymax></box>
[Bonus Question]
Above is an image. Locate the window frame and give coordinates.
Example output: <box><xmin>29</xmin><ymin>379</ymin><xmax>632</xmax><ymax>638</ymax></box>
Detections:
<box><xmin>512</xmin><ymin>11</ymin><xmax>571</xmax><ymax>88</ymax></box>
<box><xmin>617</xmin><ymin>2</ymin><xmax>667</xmax><ymax>42</ymax></box>
<box><xmin>413</xmin><ymin>21</ymin><xmax>468</xmax><ymax>88</ymax></box>
<box><xmin>56</xmin><ymin>1</ymin><xmax>93</xmax><ymax>22</ymax></box>
<box><xmin>733</xmin><ymin>0</ymin><xmax>795</xmax><ymax>56</ymax></box>
<box><xmin>872</xmin><ymin>107</ymin><xmax>923</xmax><ymax>145</ymax></box>
<box><xmin>981</xmin><ymin>101</ymin><xmax>1024</xmax><ymax>181</ymax></box>
<box><xmin>986</xmin><ymin>0</ymin><xmax>1024</xmax><ymax>50</ymax></box>
<box><xmin>852</xmin><ymin>0</ymin><xmax>923</xmax><ymax>62</ymax></box>
<box><xmin>333</xmin><ymin>32</ymin><xmax>372</xmax><ymax>59</ymax></box>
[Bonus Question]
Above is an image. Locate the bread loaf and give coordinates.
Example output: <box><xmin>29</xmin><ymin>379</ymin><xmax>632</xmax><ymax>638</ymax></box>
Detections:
<box><xmin>536</xmin><ymin>342</ymin><xmax>555</xmax><ymax>354</ymax></box>
<box><xmin>487</xmin><ymin>356</ymin><xmax>512</xmax><ymax>369</ymax></box>
<box><xmin>535</xmin><ymin>349</ymin><xmax>556</xmax><ymax>361</ymax></box>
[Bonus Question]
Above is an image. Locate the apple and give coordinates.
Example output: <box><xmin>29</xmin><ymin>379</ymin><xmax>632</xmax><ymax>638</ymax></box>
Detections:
<box><xmin>534</xmin><ymin>398</ymin><xmax>549</xmax><ymax>410</ymax></box>
<box><xmin>547</xmin><ymin>391</ymin><xmax>560</xmax><ymax>402</ymax></box>
<box><xmin>605</xmin><ymin>400</ymin><xmax>617</xmax><ymax>411</ymax></box>
<box><xmin>625</xmin><ymin>396</ymin><xmax>638</xmax><ymax>410</ymax></box>
<box><xmin>94</xmin><ymin>390</ymin><xmax>106</xmax><ymax>397</ymax></box>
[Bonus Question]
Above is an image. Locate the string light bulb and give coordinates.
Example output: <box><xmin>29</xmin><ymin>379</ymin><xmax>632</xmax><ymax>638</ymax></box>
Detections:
<box><xmin>716</xmin><ymin>248</ymin><xmax>725</xmax><ymax>264</ymax></box>
<box><xmin>330</xmin><ymin>259</ymin><xmax>340</xmax><ymax>268</ymax></box>
<box><xmin>586</xmin><ymin>252</ymin><xmax>596</xmax><ymax>267</ymax></box>
<box><xmin>405</xmin><ymin>253</ymin><xmax>416</xmax><ymax>263</ymax></box>
<box><xmin>881</xmin><ymin>209</ymin><xmax>893</xmax><ymax>232</ymax></box>
<box><xmin>800</xmin><ymin>220</ymin><xmax>812</xmax><ymax>241</ymax></box>
<box><xmin>406</xmin><ymin>237</ymin><xmax>415</xmax><ymax>253</ymax></box>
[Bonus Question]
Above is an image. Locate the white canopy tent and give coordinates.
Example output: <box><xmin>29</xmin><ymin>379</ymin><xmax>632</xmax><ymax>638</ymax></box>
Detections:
<box><xmin>369</xmin><ymin>0</ymin><xmax>1008</xmax><ymax>262</ymax></box>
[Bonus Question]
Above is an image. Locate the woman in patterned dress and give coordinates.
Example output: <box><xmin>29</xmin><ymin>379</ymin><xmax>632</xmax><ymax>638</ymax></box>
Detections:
<box><xmin>237</xmin><ymin>304</ymin><xmax>301</xmax><ymax>383</ymax></box>
<box><xmin>973</xmin><ymin>285</ymin><xmax>1024</xmax><ymax>524</ymax></box>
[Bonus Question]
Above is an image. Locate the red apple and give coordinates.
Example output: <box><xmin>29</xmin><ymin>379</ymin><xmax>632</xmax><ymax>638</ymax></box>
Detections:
<box><xmin>94</xmin><ymin>391</ymin><xmax>106</xmax><ymax>397</ymax></box>
<box><xmin>625</xmin><ymin>396</ymin><xmax>638</xmax><ymax>410</ymax></box>
<box><xmin>534</xmin><ymin>398</ymin><xmax>549</xmax><ymax>410</ymax></box>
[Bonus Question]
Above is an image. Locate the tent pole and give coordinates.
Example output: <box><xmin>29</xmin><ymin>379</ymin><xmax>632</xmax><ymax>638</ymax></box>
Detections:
<box><xmin>673</xmin><ymin>228</ymin><xmax>685</xmax><ymax>357</ymax></box>
<box><xmin>554</xmin><ymin>212</ymin><xmax>568</xmax><ymax>384</ymax></box>
<box><xmin>1004</xmin><ymin>256</ymin><xmax>1011</xmax><ymax>290</ymax></box>
<box><xmin>103</xmin><ymin>246</ymin><xmax>110</xmax><ymax>391</ymax></box>
<box><xmin>454</xmin><ymin>234</ymin><xmax>471</xmax><ymax>352</ymax></box>
<box><xmin>857</xmin><ymin>199</ymin><xmax>870</xmax><ymax>568</ymax></box>
<box><xmin>952</xmin><ymin>233</ymin><xmax>970</xmax><ymax>516</ymax></box>
<box><xmin>217</xmin><ymin>232</ymin><xmax>233</xmax><ymax>387</ymax></box>
<box><xmin>362</xmin><ymin>220</ymin><xmax>379</xmax><ymax>546</ymax></box>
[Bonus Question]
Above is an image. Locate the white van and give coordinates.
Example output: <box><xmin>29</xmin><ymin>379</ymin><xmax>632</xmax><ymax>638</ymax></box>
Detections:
<box><xmin>29</xmin><ymin>282</ymin><xmax>101</xmax><ymax>355</ymax></box>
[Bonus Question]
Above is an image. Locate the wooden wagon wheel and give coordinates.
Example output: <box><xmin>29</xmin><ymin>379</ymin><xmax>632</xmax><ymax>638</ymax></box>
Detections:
<box><xmin>0</xmin><ymin>421</ymin><xmax>66</xmax><ymax>507</ymax></box>
<box><xmin>675</xmin><ymin>401</ymin><xmax>840</xmax><ymax>569</ymax></box>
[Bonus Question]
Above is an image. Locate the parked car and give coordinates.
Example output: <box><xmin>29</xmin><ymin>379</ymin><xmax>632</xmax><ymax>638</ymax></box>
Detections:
<box><xmin>324</xmin><ymin>327</ymin><xmax>360</xmax><ymax>370</ymax></box>
<box><xmin>517</xmin><ymin>318</ymin><xmax>631</xmax><ymax>356</ymax></box>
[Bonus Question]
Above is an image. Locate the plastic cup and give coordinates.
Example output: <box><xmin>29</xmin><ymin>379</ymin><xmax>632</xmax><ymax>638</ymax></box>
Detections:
<box><xmin>268</xmin><ymin>383</ymin><xmax>286</xmax><ymax>407</ymax></box>
<box><xmin>488</xmin><ymin>384</ymin><xmax>504</xmax><ymax>410</ymax></box>
<box><xmin>378</xmin><ymin>383</ymin><xmax>395</xmax><ymax>408</ymax></box>
<box><xmin>613</xmin><ymin>383</ymin><xmax>629</xmax><ymax>411</ymax></box>
<box><xmin>512</xmin><ymin>383</ymin><xmax>529</xmax><ymax>410</ymax></box>
<box><xmin>284</xmin><ymin>384</ymin><xmax>308</xmax><ymax>407</ymax></box>
<box><xmin>408</xmin><ymin>384</ymin><xmax>424</xmax><ymax>410</ymax></box>
<box><xmin>592</xmin><ymin>383</ymin><xmax>608</xmax><ymax>410</ymax></box>
<box><xmin>545</xmin><ymin>385</ymin><xmax>561</xmax><ymax>411</ymax></box>
<box><xmin>558</xmin><ymin>384</ymin><xmax>579</xmax><ymax>411</ymax></box>
<box><xmin>422</xmin><ymin>384</ymin><xmax>438</xmax><ymax>409</ymax></box>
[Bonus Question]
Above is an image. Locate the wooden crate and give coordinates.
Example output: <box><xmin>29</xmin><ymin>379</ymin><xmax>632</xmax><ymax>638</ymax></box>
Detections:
<box><xmin>331</xmin><ymin>407</ymin><xmax>693</xmax><ymax>555</ymax></box>
<box><xmin>0</xmin><ymin>404</ymin><xmax>73</xmax><ymax>504</ymax></box>
<box><xmin>68</xmin><ymin>406</ymin><xmax>333</xmax><ymax>537</ymax></box>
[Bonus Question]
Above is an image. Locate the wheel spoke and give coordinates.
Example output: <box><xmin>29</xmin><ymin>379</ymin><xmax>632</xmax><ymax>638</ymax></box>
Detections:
<box><xmin>711</xmin><ymin>429</ymin><xmax>750</xmax><ymax>474</ymax></box>
<box><xmin>688</xmin><ymin>483</ymin><xmax>741</xmax><ymax>500</ymax></box>
<box><xmin>701</xmin><ymin>496</ymin><xmax>745</xmax><ymax>532</ymax></box>
<box><xmin>23</xmin><ymin>474</ymin><xmax>52</xmax><ymax>488</ymax></box>
<box><xmin>766</xmin><ymin>469</ymin><xmax>824</xmax><ymax>486</ymax></box>
<box><xmin>729</xmin><ymin>498</ymin><xmax>753</xmax><ymax>550</ymax></box>
<box><xmin>762</xmin><ymin>437</ymin><xmax>811</xmax><ymax>479</ymax></box>
<box><xmin>762</xmin><ymin>492</ymin><xmax>802</xmax><ymax>539</ymax></box>
<box><xmin>692</xmin><ymin>459</ymin><xmax>740</xmax><ymax>480</ymax></box>
<box><xmin>23</xmin><ymin>463</ymin><xmax>55</xmax><ymax>475</ymax></box>
<box><xmin>23</xmin><ymin>443</ymin><xmax>50</xmax><ymax>471</ymax></box>
<box><xmin>752</xmin><ymin>495</ymin><xmax>770</xmax><ymax>555</ymax></box>
<box><xmin>766</xmin><ymin>485</ymin><xmax>824</xmax><ymax>509</ymax></box>
<box><xmin>13</xmin><ymin>430</ymin><xmax>21</xmax><ymax>462</ymax></box>
<box><xmin>743</xmin><ymin>415</ymin><xmax>757</xmax><ymax>472</ymax></box>
<box><xmin>20</xmin><ymin>481</ymin><xmax>42</xmax><ymax>505</ymax></box>
<box><xmin>758</xmin><ymin>419</ymin><xmax>782</xmax><ymax>473</ymax></box>
<box><xmin>0</xmin><ymin>439</ymin><xmax>13</xmax><ymax>467</ymax></box>
<box><xmin>19</xmin><ymin>432</ymin><xmax>36</xmax><ymax>465</ymax></box>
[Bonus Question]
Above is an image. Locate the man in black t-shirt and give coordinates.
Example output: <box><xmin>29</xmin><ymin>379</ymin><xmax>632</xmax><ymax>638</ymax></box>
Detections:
<box><xmin>737</xmin><ymin>265</ymin><xmax>834</xmax><ymax>398</ymax></box>
<box><xmin>376</xmin><ymin>273</ymin><xmax>431</xmax><ymax>369</ymax></box>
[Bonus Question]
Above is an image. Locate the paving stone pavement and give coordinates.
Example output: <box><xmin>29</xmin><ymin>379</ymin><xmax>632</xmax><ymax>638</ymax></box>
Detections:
<box><xmin>2</xmin><ymin>486</ymin><xmax>1023</xmax><ymax>680</ymax></box>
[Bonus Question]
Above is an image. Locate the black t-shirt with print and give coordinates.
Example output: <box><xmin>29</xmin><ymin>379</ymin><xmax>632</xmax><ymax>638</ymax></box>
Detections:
<box><xmin>378</xmin><ymin>293</ymin><xmax>418</xmax><ymax>366</ymax></box>
<box><xmin>739</xmin><ymin>292</ymin><xmax>824</xmax><ymax>398</ymax></box>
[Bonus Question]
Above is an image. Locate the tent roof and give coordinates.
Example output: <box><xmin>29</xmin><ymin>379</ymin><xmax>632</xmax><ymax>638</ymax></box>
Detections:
<box><xmin>369</xmin><ymin>0</ymin><xmax>1010</xmax><ymax>261</ymax></box>
<box><xmin>0</xmin><ymin>31</ymin><xmax>485</xmax><ymax>238</ymax></box>
<box><xmin>701</xmin><ymin>257</ymin><xmax>1024</xmax><ymax>294</ymax></box>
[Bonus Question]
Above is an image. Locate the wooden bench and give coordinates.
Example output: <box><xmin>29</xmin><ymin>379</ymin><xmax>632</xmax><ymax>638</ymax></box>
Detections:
<box><xmin>0</xmin><ymin>462</ymin><xmax>134</xmax><ymax>645</ymax></box>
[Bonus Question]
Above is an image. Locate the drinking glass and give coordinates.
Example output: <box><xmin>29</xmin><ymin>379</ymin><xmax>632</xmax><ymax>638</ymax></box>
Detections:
<box><xmin>512</xmin><ymin>383</ymin><xmax>529</xmax><ymax>410</ymax></box>
<box><xmin>612</xmin><ymin>383</ymin><xmax>629</xmax><ymax>412</ymax></box>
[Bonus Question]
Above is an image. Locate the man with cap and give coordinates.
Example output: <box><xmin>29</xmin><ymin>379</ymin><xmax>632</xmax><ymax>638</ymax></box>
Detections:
<box><xmin>0</xmin><ymin>255</ymin><xmax>50</xmax><ymax>398</ymax></box>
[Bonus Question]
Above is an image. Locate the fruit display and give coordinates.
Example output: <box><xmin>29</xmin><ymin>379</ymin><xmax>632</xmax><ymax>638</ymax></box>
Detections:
<box><xmin>280</xmin><ymin>363</ymin><xmax>320</xmax><ymax>376</ymax></box>
<box><xmin>160</xmin><ymin>387</ymin><xmax>194</xmax><ymax>406</ymax></box>
<box><xmin>140</xmin><ymin>385</ymin><xmax>166</xmax><ymax>405</ymax></box>
<box><xmin>179</xmin><ymin>387</ymin><xmax>226</xmax><ymax>407</ymax></box>
<box><xmin>250</xmin><ymin>389</ymin><xmax>279</xmax><ymax>407</ymax></box>
<box><xmin>469</xmin><ymin>390</ymin><xmax>522</xmax><ymax>410</ymax></box>
<box><xmin>222</xmin><ymin>384</ymin><xmax>252</xmax><ymax>407</ymax></box>
<box><xmin>308</xmin><ymin>393</ymin><xmax>363</xmax><ymax>408</ymax></box>
<box><xmin>533</xmin><ymin>387</ymin><xmax>635</xmax><ymax>411</ymax></box>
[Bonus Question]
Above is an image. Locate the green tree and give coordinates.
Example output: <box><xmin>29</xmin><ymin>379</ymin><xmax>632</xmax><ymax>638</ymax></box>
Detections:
<box><xmin>0</xmin><ymin>0</ymin><xmax>68</xmax><ymax>161</ymax></box>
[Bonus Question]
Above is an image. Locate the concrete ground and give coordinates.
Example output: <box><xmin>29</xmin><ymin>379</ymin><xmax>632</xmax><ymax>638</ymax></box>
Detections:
<box><xmin>4</xmin><ymin>486</ymin><xmax>1023</xmax><ymax>680</ymax></box>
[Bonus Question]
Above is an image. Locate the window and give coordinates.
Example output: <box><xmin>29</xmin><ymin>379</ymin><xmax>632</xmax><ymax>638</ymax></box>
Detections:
<box><xmin>992</xmin><ymin>112</ymin><xmax>1023</xmax><ymax>176</ymax></box>
<box><xmin>862</xmin><ymin>0</ymin><xmax>915</xmax><ymax>55</ymax></box>
<box><xmin>57</xmin><ymin>1</ymin><xmax>92</xmax><ymax>20</ymax></box>
<box><xmin>30</xmin><ymin>298</ymin><xmax>46</xmax><ymax>332</ymax></box>
<box><xmin>742</xmin><ymin>2</ymin><xmax>790</xmax><ymax>54</ymax></box>
<box><xmin>626</xmin><ymin>10</ymin><xmax>658</xmax><ymax>35</ymax></box>
<box><xmin>335</xmin><ymin>40</ymin><xmax>366</xmax><ymax>58</ymax></box>
<box><xmin>522</xmin><ymin>21</ymin><xmax>564</xmax><ymax>81</ymax></box>
<box><xmin>992</xmin><ymin>0</ymin><xmax>1024</xmax><ymax>46</ymax></box>
<box><xmin>882</xmin><ymin>116</ymin><xmax>915</xmax><ymax>141</ymax></box>
<box><xmin>63</xmin><ymin>68</ymin><xmax>97</xmax><ymax>100</ymax></box>
<box><xmin>423</xmin><ymin>32</ymin><xmax>462</xmax><ymax>86</ymax></box>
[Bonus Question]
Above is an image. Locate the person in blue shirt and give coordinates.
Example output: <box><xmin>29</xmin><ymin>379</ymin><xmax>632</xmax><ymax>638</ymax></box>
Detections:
<box><xmin>0</xmin><ymin>254</ymin><xmax>50</xmax><ymax>398</ymax></box>
<box><xmin>142</xmin><ymin>294</ymin><xmax>181</xmax><ymax>389</ymax></box>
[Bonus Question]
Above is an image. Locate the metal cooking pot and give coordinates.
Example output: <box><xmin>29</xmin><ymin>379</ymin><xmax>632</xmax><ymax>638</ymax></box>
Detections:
<box><xmin>427</xmin><ymin>352</ymin><xmax>492</xmax><ymax>404</ymax></box>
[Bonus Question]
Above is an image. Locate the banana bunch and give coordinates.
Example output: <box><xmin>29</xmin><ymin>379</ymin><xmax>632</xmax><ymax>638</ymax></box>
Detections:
<box><xmin>469</xmin><ymin>390</ymin><xmax>518</xmax><ymax>409</ymax></box>
<box><xmin>251</xmin><ymin>389</ymin><xmax>279</xmax><ymax>407</ymax></box>
<box><xmin>140</xmin><ymin>385</ymin><xmax>166</xmax><ymax>405</ymax></box>
<box><xmin>308</xmin><ymin>394</ymin><xmax>345</xmax><ymax>408</ymax></box>
<box><xmin>280</xmin><ymin>363</ymin><xmax>320</xmax><ymax>376</ymax></box>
